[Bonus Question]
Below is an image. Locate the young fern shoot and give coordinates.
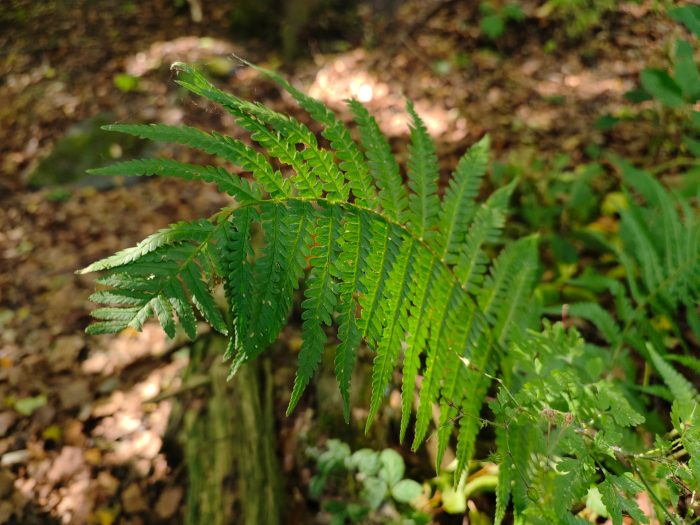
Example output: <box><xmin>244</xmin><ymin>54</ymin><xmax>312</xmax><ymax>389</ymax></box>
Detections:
<box><xmin>79</xmin><ymin>62</ymin><xmax>539</xmax><ymax>474</ymax></box>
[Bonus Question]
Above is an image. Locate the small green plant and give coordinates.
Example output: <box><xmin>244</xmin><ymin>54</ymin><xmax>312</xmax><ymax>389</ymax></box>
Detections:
<box><xmin>479</xmin><ymin>1</ymin><xmax>525</xmax><ymax>40</ymax></box>
<box><xmin>308</xmin><ymin>440</ymin><xmax>428</xmax><ymax>524</ymax></box>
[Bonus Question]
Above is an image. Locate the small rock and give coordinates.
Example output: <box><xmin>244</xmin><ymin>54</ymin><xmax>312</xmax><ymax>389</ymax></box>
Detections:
<box><xmin>0</xmin><ymin>449</ymin><xmax>29</xmax><ymax>467</ymax></box>
<box><xmin>121</xmin><ymin>483</ymin><xmax>148</xmax><ymax>514</ymax></box>
<box><xmin>155</xmin><ymin>486</ymin><xmax>182</xmax><ymax>519</ymax></box>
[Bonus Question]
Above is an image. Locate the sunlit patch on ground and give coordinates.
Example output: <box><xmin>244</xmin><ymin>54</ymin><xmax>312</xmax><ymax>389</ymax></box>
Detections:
<box><xmin>308</xmin><ymin>49</ymin><xmax>468</xmax><ymax>142</ymax></box>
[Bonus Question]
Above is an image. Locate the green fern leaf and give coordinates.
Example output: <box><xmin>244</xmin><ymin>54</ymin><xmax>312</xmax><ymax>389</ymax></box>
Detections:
<box><xmin>222</xmin><ymin>207</ymin><xmax>257</xmax><ymax>363</ymax></box>
<box><xmin>182</xmin><ymin>260</ymin><xmax>227</xmax><ymax>334</ymax></box>
<box><xmin>366</xmin><ymin>237</ymin><xmax>416</xmax><ymax>431</ymax></box>
<box><xmin>78</xmin><ymin>219</ymin><xmax>215</xmax><ymax>274</ymax></box>
<box><xmin>103</xmin><ymin>121</ymin><xmax>287</xmax><ymax>197</ymax></box>
<box><xmin>435</xmin><ymin>309</ymin><xmax>483</xmax><ymax>469</ymax></box>
<box><xmin>348</xmin><ymin>100</ymin><xmax>408</xmax><ymax>222</ymax></box>
<box><xmin>647</xmin><ymin>343</ymin><xmax>698</xmax><ymax>402</ymax></box>
<box><xmin>406</xmin><ymin>101</ymin><xmax>440</xmax><ymax>240</ymax></box>
<box><xmin>399</xmin><ymin>252</ymin><xmax>438</xmax><ymax>442</ymax></box>
<box><xmin>357</xmin><ymin>220</ymin><xmax>400</xmax><ymax>348</ymax></box>
<box><xmin>174</xmin><ymin>63</ymin><xmax>349</xmax><ymax>201</ymax></box>
<box><xmin>244</xmin><ymin>203</ymin><xmax>295</xmax><ymax>355</ymax></box>
<box><xmin>81</xmin><ymin>63</ymin><xmax>547</xmax><ymax>483</ymax></box>
<box><xmin>287</xmin><ymin>204</ymin><xmax>341</xmax><ymax>414</ymax></box>
<box><xmin>489</xmin><ymin>237</ymin><xmax>539</xmax><ymax>345</ymax></box>
<box><xmin>478</xmin><ymin>237</ymin><xmax>538</xmax><ymax>332</ymax></box>
<box><xmin>494</xmin><ymin>419</ymin><xmax>511</xmax><ymax>525</ymax></box>
<box><xmin>454</xmin><ymin>180</ymin><xmax>515</xmax><ymax>289</ymax></box>
<box><xmin>248</xmin><ymin>61</ymin><xmax>377</xmax><ymax>207</ymax></box>
<box><xmin>87</xmin><ymin>158</ymin><xmax>262</xmax><ymax>203</ymax></box>
<box><xmin>164</xmin><ymin>280</ymin><xmax>198</xmax><ymax>340</ymax></box>
<box><xmin>332</xmin><ymin>210</ymin><xmax>369</xmax><ymax>422</ymax></box>
<box><xmin>454</xmin><ymin>332</ymin><xmax>493</xmax><ymax>477</ymax></box>
<box><xmin>412</xmin><ymin>277</ymin><xmax>459</xmax><ymax>449</ymax></box>
<box><xmin>437</xmin><ymin>135</ymin><xmax>490</xmax><ymax>262</ymax></box>
<box><xmin>152</xmin><ymin>294</ymin><xmax>177</xmax><ymax>338</ymax></box>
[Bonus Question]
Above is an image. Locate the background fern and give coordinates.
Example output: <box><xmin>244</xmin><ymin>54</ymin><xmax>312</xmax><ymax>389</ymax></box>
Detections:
<box><xmin>80</xmin><ymin>61</ymin><xmax>539</xmax><ymax>476</ymax></box>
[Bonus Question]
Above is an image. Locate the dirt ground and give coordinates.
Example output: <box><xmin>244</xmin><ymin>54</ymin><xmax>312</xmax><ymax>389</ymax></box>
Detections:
<box><xmin>0</xmin><ymin>0</ymin><xmax>683</xmax><ymax>523</ymax></box>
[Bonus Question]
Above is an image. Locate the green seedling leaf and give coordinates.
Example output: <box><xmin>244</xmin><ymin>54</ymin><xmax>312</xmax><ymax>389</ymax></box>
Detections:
<box><xmin>391</xmin><ymin>479</ymin><xmax>422</xmax><ymax>503</ymax></box>
<box><xmin>379</xmin><ymin>449</ymin><xmax>405</xmax><ymax>486</ymax></box>
<box><xmin>348</xmin><ymin>449</ymin><xmax>381</xmax><ymax>476</ymax></box>
<box><xmin>361</xmin><ymin>477</ymin><xmax>388</xmax><ymax>510</ymax></box>
<box><xmin>113</xmin><ymin>73</ymin><xmax>140</xmax><ymax>93</ymax></box>
<box><xmin>15</xmin><ymin>395</ymin><xmax>48</xmax><ymax>416</ymax></box>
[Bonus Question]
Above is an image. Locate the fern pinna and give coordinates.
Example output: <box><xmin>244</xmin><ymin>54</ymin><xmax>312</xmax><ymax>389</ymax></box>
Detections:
<box><xmin>79</xmin><ymin>61</ymin><xmax>539</xmax><ymax>473</ymax></box>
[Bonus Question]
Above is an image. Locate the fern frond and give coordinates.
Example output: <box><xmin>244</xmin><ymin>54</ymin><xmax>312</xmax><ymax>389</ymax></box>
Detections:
<box><xmin>332</xmin><ymin>209</ymin><xmax>367</xmax><ymax>421</ymax></box>
<box><xmin>181</xmin><ymin>256</ymin><xmax>228</xmax><ymax>334</ymax></box>
<box><xmin>647</xmin><ymin>343</ymin><xmax>699</xmax><ymax>403</ymax></box>
<box><xmin>454</xmin><ymin>332</ymin><xmax>493</xmax><ymax>477</ymax></box>
<box><xmin>366</xmin><ymin>236</ymin><xmax>416</xmax><ymax>431</ymax></box>
<box><xmin>87</xmin><ymin>158</ymin><xmax>262</xmax><ymax>203</ymax></box>
<box><xmin>348</xmin><ymin>100</ymin><xmax>408</xmax><ymax>222</ymax></box>
<box><xmin>478</xmin><ymin>236</ymin><xmax>538</xmax><ymax>331</ymax></box>
<box><xmin>287</xmin><ymin>204</ymin><xmax>341</xmax><ymax>414</ymax></box>
<box><xmin>247</xmin><ymin>62</ymin><xmax>377</xmax><ymax>208</ymax></box>
<box><xmin>83</xmin><ymin>63</ymin><xmax>543</xmax><ymax>480</ymax></box>
<box><xmin>437</xmin><ymin>135</ymin><xmax>490</xmax><ymax>262</ymax></box>
<box><xmin>406</xmin><ymin>101</ymin><xmax>440</xmax><ymax>240</ymax></box>
<box><xmin>412</xmin><ymin>277</ymin><xmax>460</xmax><ymax>449</ymax></box>
<box><xmin>100</xmin><ymin>124</ymin><xmax>290</xmax><ymax>200</ymax></box>
<box><xmin>239</xmin><ymin>203</ymin><xmax>297</xmax><ymax>358</ymax></box>
<box><xmin>399</xmin><ymin>252</ymin><xmax>438</xmax><ymax>442</ymax></box>
<box><xmin>435</xmin><ymin>300</ymin><xmax>481</xmax><ymax>469</ymax></box>
<box><xmin>489</xmin><ymin>237</ymin><xmax>539</xmax><ymax>345</ymax></box>
<box><xmin>222</xmin><ymin>207</ymin><xmax>257</xmax><ymax>364</ymax></box>
<box><xmin>83</xmin><ymin>217</ymin><xmax>229</xmax><ymax>338</ymax></box>
<box><xmin>164</xmin><ymin>279</ymin><xmax>198</xmax><ymax>340</ymax></box>
<box><xmin>175</xmin><ymin>66</ymin><xmax>323</xmax><ymax>198</ymax></box>
<box><xmin>454</xmin><ymin>180</ymin><xmax>516</xmax><ymax>289</ymax></box>
<box><xmin>79</xmin><ymin>219</ymin><xmax>216</xmax><ymax>274</ymax></box>
<box><xmin>357</xmin><ymin>220</ymin><xmax>400</xmax><ymax>348</ymax></box>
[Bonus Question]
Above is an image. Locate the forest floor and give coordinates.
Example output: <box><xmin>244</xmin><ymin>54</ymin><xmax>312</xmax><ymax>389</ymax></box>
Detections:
<box><xmin>0</xmin><ymin>0</ymin><xmax>682</xmax><ymax>523</ymax></box>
